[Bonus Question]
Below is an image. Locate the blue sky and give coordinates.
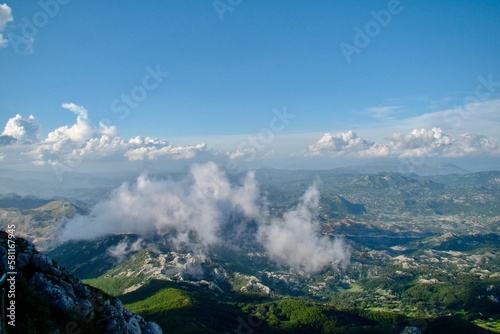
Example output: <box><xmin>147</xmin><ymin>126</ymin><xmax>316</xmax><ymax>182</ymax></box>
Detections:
<box><xmin>0</xmin><ymin>0</ymin><xmax>499</xmax><ymax>172</ymax></box>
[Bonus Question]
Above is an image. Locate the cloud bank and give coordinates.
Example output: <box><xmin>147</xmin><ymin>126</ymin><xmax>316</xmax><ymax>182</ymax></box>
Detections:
<box><xmin>61</xmin><ymin>162</ymin><xmax>350</xmax><ymax>273</ymax></box>
<box><xmin>0</xmin><ymin>103</ymin><xmax>208</xmax><ymax>167</ymax></box>
<box><xmin>1</xmin><ymin>101</ymin><xmax>499</xmax><ymax>170</ymax></box>
<box><xmin>306</xmin><ymin>128</ymin><xmax>500</xmax><ymax>158</ymax></box>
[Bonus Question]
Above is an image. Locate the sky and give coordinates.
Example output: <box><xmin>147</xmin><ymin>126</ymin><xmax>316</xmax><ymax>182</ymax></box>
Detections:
<box><xmin>1</xmin><ymin>0</ymin><xmax>500</xmax><ymax>174</ymax></box>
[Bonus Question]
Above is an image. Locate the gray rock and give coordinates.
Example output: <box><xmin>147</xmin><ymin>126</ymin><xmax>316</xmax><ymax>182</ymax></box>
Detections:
<box><xmin>123</xmin><ymin>308</ymin><xmax>134</xmax><ymax>320</ymax></box>
<box><xmin>75</xmin><ymin>284</ymin><xmax>91</xmax><ymax>298</ymax></box>
<box><xmin>112</xmin><ymin>297</ymin><xmax>123</xmax><ymax>310</ymax></box>
<box><xmin>105</xmin><ymin>316</ymin><xmax>128</xmax><ymax>333</ymax></box>
<box><xmin>142</xmin><ymin>322</ymin><xmax>163</xmax><ymax>334</ymax></box>
<box><xmin>127</xmin><ymin>316</ymin><xmax>142</xmax><ymax>334</ymax></box>
<box><xmin>16</xmin><ymin>251</ymin><xmax>31</xmax><ymax>270</ymax></box>
<box><xmin>1</xmin><ymin>236</ymin><xmax>164</xmax><ymax>334</ymax></box>
<box><xmin>32</xmin><ymin>253</ymin><xmax>53</xmax><ymax>272</ymax></box>
<box><xmin>74</xmin><ymin>299</ymin><xmax>94</xmax><ymax>321</ymax></box>
<box><xmin>59</xmin><ymin>279</ymin><xmax>77</xmax><ymax>299</ymax></box>
<box><xmin>50</xmin><ymin>265</ymin><xmax>62</xmax><ymax>277</ymax></box>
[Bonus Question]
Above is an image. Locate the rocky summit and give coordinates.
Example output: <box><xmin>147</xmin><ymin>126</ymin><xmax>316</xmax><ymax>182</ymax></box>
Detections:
<box><xmin>0</xmin><ymin>232</ymin><xmax>162</xmax><ymax>334</ymax></box>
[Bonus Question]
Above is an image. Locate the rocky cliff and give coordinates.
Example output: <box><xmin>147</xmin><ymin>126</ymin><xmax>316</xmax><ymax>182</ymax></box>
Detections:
<box><xmin>0</xmin><ymin>231</ymin><xmax>162</xmax><ymax>333</ymax></box>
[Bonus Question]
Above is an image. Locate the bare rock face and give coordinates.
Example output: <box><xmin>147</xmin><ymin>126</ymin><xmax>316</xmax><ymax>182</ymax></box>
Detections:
<box><xmin>0</xmin><ymin>232</ymin><xmax>162</xmax><ymax>334</ymax></box>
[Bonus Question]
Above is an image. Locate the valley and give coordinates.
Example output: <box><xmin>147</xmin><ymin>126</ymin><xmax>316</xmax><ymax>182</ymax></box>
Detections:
<box><xmin>1</xmin><ymin>167</ymin><xmax>499</xmax><ymax>333</ymax></box>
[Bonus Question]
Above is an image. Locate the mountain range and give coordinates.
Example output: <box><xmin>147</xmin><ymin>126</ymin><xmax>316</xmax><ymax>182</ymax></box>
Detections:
<box><xmin>1</xmin><ymin>167</ymin><xmax>499</xmax><ymax>333</ymax></box>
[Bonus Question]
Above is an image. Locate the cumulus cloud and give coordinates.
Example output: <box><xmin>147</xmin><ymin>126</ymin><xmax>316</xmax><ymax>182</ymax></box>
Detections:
<box><xmin>0</xmin><ymin>3</ymin><xmax>13</xmax><ymax>48</ymax></box>
<box><xmin>387</xmin><ymin>128</ymin><xmax>500</xmax><ymax>157</ymax></box>
<box><xmin>45</xmin><ymin>103</ymin><xmax>97</xmax><ymax>143</ymax></box>
<box><xmin>307</xmin><ymin>131</ymin><xmax>386</xmax><ymax>157</ymax></box>
<box><xmin>257</xmin><ymin>183</ymin><xmax>350</xmax><ymax>273</ymax></box>
<box><xmin>25</xmin><ymin>103</ymin><xmax>207</xmax><ymax>167</ymax></box>
<box><xmin>60</xmin><ymin>162</ymin><xmax>261</xmax><ymax>248</ymax></box>
<box><xmin>60</xmin><ymin>162</ymin><xmax>350</xmax><ymax>273</ymax></box>
<box><xmin>387</xmin><ymin>128</ymin><xmax>453</xmax><ymax>157</ymax></box>
<box><xmin>1</xmin><ymin>114</ymin><xmax>40</xmax><ymax>143</ymax></box>
<box><xmin>306</xmin><ymin>128</ymin><xmax>500</xmax><ymax>158</ymax></box>
<box><xmin>450</xmin><ymin>133</ymin><xmax>500</xmax><ymax>157</ymax></box>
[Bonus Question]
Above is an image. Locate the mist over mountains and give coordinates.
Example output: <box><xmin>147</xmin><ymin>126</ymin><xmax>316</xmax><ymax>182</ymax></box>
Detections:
<box><xmin>60</xmin><ymin>161</ymin><xmax>351</xmax><ymax>273</ymax></box>
<box><xmin>1</xmin><ymin>162</ymin><xmax>499</xmax><ymax>333</ymax></box>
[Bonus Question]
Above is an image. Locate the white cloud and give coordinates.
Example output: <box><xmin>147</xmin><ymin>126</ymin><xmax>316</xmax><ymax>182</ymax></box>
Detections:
<box><xmin>2</xmin><ymin>114</ymin><xmax>40</xmax><ymax>143</ymax></box>
<box><xmin>25</xmin><ymin>103</ymin><xmax>208</xmax><ymax>167</ymax></box>
<box><xmin>60</xmin><ymin>162</ymin><xmax>261</xmax><ymax>248</ymax></box>
<box><xmin>387</xmin><ymin>128</ymin><xmax>499</xmax><ymax>157</ymax></box>
<box><xmin>387</xmin><ymin>128</ymin><xmax>453</xmax><ymax>157</ymax></box>
<box><xmin>60</xmin><ymin>162</ymin><xmax>350</xmax><ymax>273</ymax></box>
<box><xmin>62</xmin><ymin>102</ymin><xmax>88</xmax><ymax>119</ymax></box>
<box><xmin>0</xmin><ymin>3</ymin><xmax>13</xmax><ymax>48</ymax></box>
<box><xmin>45</xmin><ymin>103</ymin><xmax>96</xmax><ymax>142</ymax></box>
<box><xmin>0</xmin><ymin>3</ymin><xmax>12</xmax><ymax>30</ymax></box>
<box><xmin>107</xmin><ymin>238</ymin><xmax>144</xmax><ymax>263</ymax></box>
<box><xmin>307</xmin><ymin>130</ymin><xmax>379</xmax><ymax>157</ymax></box>
<box><xmin>445</xmin><ymin>133</ymin><xmax>500</xmax><ymax>157</ymax></box>
<box><xmin>306</xmin><ymin>128</ymin><xmax>500</xmax><ymax>158</ymax></box>
<box><xmin>367</xmin><ymin>99</ymin><xmax>500</xmax><ymax>141</ymax></box>
<box><xmin>125</xmin><ymin>141</ymin><xmax>207</xmax><ymax>161</ymax></box>
<box><xmin>257</xmin><ymin>183</ymin><xmax>350</xmax><ymax>273</ymax></box>
<box><xmin>226</xmin><ymin>147</ymin><xmax>256</xmax><ymax>160</ymax></box>
<box><xmin>2</xmin><ymin>100</ymin><xmax>500</xmax><ymax>170</ymax></box>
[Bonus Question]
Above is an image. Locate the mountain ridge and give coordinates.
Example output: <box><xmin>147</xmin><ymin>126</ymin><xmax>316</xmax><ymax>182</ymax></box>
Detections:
<box><xmin>0</xmin><ymin>232</ymin><xmax>163</xmax><ymax>333</ymax></box>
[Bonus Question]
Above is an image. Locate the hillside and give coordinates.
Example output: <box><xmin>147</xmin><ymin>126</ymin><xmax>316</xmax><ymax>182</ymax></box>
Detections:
<box><xmin>0</xmin><ymin>232</ymin><xmax>162</xmax><ymax>334</ymax></box>
<box><xmin>0</xmin><ymin>198</ymin><xmax>86</xmax><ymax>250</ymax></box>
<box><xmin>6</xmin><ymin>169</ymin><xmax>500</xmax><ymax>333</ymax></box>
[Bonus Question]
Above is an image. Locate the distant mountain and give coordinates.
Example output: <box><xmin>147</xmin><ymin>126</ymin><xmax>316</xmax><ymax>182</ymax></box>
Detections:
<box><xmin>20</xmin><ymin>167</ymin><xmax>500</xmax><ymax>334</ymax></box>
<box><xmin>320</xmin><ymin>194</ymin><xmax>366</xmax><ymax>218</ymax></box>
<box><xmin>48</xmin><ymin>234</ymin><xmax>144</xmax><ymax>279</ymax></box>
<box><xmin>339</xmin><ymin>160</ymin><xmax>470</xmax><ymax>176</ymax></box>
<box><xmin>422</xmin><ymin>170</ymin><xmax>500</xmax><ymax>187</ymax></box>
<box><xmin>434</xmin><ymin>233</ymin><xmax>500</xmax><ymax>252</ymax></box>
<box><xmin>0</xmin><ymin>199</ymin><xmax>86</xmax><ymax>250</ymax></box>
<box><xmin>0</xmin><ymin>169</ymin><xmax>129</xmax><ymax>205</ymax></box>
<box><xmin>255</xmin><ymin>161</ymin><xmax>470</xmax><ymax>179</ymax></box>
<box><xmin>350</xmin><ymin>172</ymin><xmax>419</xmax><ymax>189</ymax></box>
<box><xmin>0</xmin><ymin>193</ymin><xmax>53</xmax><ymax>209</ymax></box>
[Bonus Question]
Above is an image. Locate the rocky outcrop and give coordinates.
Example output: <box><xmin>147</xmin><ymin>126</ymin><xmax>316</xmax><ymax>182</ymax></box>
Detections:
<box><xmin>0</xmin><ymin>232</ymin><xmax>162</xmax><ymax>334</ymax></box>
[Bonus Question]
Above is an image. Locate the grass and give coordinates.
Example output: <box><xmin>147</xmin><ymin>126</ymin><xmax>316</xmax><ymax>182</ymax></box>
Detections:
<box><xmin>347</xmin><ymin>284</ymin><xmax>364</xmax><ymax>292</ymax></box>
<box><xmin>474</xmin><ymin>319</ymin><xmax>500</xmax><ymax>333</ymax></box>
<box><xmin>88</xmin><ymin>275</ymin><xmax>498</xmax><ymax>334</ymax></box>
<box><xmin>124</xmin><ymin>286</ymin><xmax>195</xmax><ymax>314</ymax></box>
<box><xmin>83</xmin><ymin>276</ymin><xmax>143</xmax><ymax>296</ymax></box>
<box><xmin>118</xmin><ymin>280</ymin><xmax>251</xmax><ymax>333</ymax></box>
